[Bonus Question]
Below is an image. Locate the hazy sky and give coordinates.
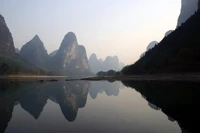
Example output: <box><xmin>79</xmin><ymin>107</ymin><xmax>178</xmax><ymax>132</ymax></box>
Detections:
<box><xmin>0</xmin><ymin>0</ymin><xmax>181</xmax><ymax>64</ymax></box>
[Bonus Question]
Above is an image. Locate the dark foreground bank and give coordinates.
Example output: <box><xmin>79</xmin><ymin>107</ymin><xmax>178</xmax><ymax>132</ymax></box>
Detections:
<box><xmin>81</xmin><ymin>73</ymin><xmax>200</xmax><ymax>82</ymax></box>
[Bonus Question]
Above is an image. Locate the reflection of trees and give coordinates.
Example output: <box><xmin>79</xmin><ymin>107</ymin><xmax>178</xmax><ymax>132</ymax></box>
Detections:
<box><xmin>89</xmin><ymin>81</ymin><xmax>121</xmax><ymax>99</ymax></box>
<box><xmin>122</xmin><ymin>80</ymin><xmax>200</xmax><ymax>133</ymax></box>
<box><xmin>0</xmin><ymin>81</ymin><xmax>90</xmax><ymax>133</ymax></box>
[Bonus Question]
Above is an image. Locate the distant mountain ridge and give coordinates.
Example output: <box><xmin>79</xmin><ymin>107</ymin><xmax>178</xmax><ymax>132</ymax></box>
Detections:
<box><xmin>89</xmin><ymin>53</ymin><xmax>125</xmax><ymax>74</ymax></box>
<box><xmin>18</xmin><ymin>32</ymin><xmax>91</xmax><ymax>76</ymax></box>
<box><xmin>0</xmin><ymin>14</ymin><xmax>90</xmax><ymax>76</ymax></box>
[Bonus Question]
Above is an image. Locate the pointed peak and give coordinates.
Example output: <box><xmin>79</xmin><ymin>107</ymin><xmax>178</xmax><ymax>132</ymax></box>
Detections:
<box><xmin>66</xmin><ymin>31</ymin><xmax>76</xmax><ymax>36</ymax></box>
<box><xmin>31</xmin><ymin>34</ymin><xmax>42</xmax><ymax>42</ymax></box>
<box><xmin>64</xmin><ymin>32</ymin><xmax>77</xmax><ymax>40</ymax></box>
<box><xmin>33</xmin><ymin>34</ymin><xmax>39</xmax><ymax>39</ymax></box>
<box><xmin>61</xmin><ymin>32</ymin><xmax>77</xmax><ymax>44</ymax></box>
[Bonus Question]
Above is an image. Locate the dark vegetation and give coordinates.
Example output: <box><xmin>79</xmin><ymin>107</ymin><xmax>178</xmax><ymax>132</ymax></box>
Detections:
<box><xmin>97</xmin><ymin>70</ymin><xmax>120</xmax><ymax>76</ymax></box>
<box><xmin>122</xmin><ymin>10</ymin><xmax>200</xmax><ymax>75</ymax></box>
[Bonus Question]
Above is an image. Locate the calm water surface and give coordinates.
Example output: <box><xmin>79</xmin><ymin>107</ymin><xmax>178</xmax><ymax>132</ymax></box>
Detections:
<box><xmin>0</xmin><ymin>80</ymin><xmax>199</xmax><ymax>133</ymax></box>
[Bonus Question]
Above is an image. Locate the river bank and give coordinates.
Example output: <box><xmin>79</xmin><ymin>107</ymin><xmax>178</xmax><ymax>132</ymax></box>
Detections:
<box><xmin>1</xmin><ymin>73</ymin><xmax>200</xmax><ymax>82</ymax></box>
<box><xmin>81</xmin><ymin>73</ymin><xmax>200</xmax><ymax>82</ymax></box>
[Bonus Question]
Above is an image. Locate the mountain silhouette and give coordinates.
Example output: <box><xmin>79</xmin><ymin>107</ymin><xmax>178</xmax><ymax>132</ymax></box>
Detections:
<box><xmin>49</xmin><ymin>32</ymin><xmax>90</xmax><ymax>76</ymax></box>
<box><xmin>18</xmin><ymin>32</ymin><xmax>91</xmax><ymax>76</ymax></box>
<box><xmin>20</xmin><ymin>35</ymin><xmax>49</xmax><ymax>69</ymax></box>
<box><xmin>88</xmin><ymin>54</ymin><xmax>102</xmax><ymax>73</ymax></box>
<box><xmin>89</xmin><ymin>54</ymin><xmax>125</xmax><ymax>74</ymax></box>
<box><xmin>0</xmin><ymin>14</ymin><xmax>15</xmax><ymax>57</ymax></box>
<box><xmin>177</xmin><ymin>0</ymin><xmax>198</xmax><ymax>27</ymax></box>
<box><xmin>122</xmin><ymin>7</ymin><xmax>200</xmax><ymax>74</ymax></box>
<box><xmin>0</xmin><ymin>14</ymin><xmax>47</xmax><ymax>75</ymax></box>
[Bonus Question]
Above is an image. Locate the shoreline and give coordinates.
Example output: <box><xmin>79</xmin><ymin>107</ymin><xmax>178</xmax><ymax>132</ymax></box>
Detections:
<box><xmin>0</xmin><ymin>75</ymin><xmax>68</xmax><ymax>78</ymax></box>
<box><xmin>80</xmin><ymin>73</ymin><xmax>200</xmax><ymax>82</ymax></box>
<box><xmin>1</xmin><ymin>73</ymin><xmax>200</xmax><ymax>82</ymax></box>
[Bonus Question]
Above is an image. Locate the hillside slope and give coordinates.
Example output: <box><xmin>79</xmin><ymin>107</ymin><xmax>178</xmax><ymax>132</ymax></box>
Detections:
<box><xmin>0</xmin><ymin>14</ymin><xmax>15</xmax><ymax>56</ymax></box>
<box><xmin>0</xmin><ymin>55</ymin><xmax>50</xmax><ymax>75</ymax></box>
<box><xmin>122</xmin><ymin>11</ymin><xmax>200</xmax><ymax>75</ymax></box>
<box><xmin>0</xmin><ymin>14</ymin><xmax>49</xmax><ymax>75</ymax></box>
<box><xmin>177</xmin><ymin>0</ymin><xmax>198</xmax><ymax>27</ymax></box>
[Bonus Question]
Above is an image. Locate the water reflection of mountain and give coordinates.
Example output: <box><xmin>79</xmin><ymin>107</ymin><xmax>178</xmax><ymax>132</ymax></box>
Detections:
<box><xmin>0</xmin><ymin>81</ymin><xmax>38</xmax><ymax>133</ymax></box>
<box><xmin>21</xmin><ymin>81</ymin><xmax>89</xmax><ymax>121</ymax></box>
<box><xmin>0</xmin><ymin>80</ymin><xmax>89</xmax><ymax>132</ymax></box>
<box><xmin>89</xmin><ymin>81</ymin><xmax>121</xmax><ymax>99</ymax></box>
<box><xmin>122</xmin><ymin>80</ymin><xmax>200</xmax><ymax>133</ymax></box>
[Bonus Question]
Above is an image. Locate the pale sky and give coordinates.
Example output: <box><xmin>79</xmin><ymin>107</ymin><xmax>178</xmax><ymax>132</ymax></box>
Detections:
<box><xmin>0</xmin><ymin>0</ymin><xmax>181</xmax><ymax>64</ymax></box>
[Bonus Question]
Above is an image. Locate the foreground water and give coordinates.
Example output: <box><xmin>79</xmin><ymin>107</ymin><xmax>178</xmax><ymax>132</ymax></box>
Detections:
<box><xmin>0</xmin><ymin>80</ymin><xmax>199</xmax><ymax>133</ymax></box>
